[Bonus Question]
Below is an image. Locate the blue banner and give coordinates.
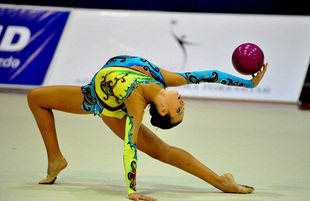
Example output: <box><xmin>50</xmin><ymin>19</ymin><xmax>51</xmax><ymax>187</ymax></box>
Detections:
<box><xmin>0</xmin><ymin>8</ymin><xmax>69</xmax><ymax>86</ymax></box>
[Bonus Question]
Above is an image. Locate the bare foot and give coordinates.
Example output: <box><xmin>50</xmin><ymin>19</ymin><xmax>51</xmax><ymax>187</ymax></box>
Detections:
<box><xmin>223</xmin><ymin>173</ymin><xmax>254</xmax><ymax>194</ymax></box>
<box><xmin>39</xmin><ymin>157</ymin><xmax>68</xmax><ymax>184</ymax></box>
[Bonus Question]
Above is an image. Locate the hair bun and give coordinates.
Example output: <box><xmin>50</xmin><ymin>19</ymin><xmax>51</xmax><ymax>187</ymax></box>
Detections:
<box><xmin>149</xmin><ymin>103</ymin><xmax>181</xmax><ymax>130</ymax></box>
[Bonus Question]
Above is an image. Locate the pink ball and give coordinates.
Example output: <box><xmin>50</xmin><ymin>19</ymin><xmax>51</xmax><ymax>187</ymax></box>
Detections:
<box><xmin>232</xmin><ymin>43</ymin><xmax>264</xmax><ymax>75</ymax></box>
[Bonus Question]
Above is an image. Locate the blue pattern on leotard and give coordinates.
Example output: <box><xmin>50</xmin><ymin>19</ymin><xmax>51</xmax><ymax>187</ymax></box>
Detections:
<box><xmin>103</xmin><ymin>56</ymin><xmax>166</xmax><ymax>87</ymax></box>
<box><xmin>177</xmin><ymin>70</ymin><xmax>254</xmax><ymax>88</ymax></box>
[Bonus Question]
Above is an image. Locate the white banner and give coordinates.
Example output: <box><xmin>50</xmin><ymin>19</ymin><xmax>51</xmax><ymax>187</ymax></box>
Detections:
<box><xmin>46</xmin><ymin>9</ymin><xmax>310</xmax><ymax>103</ymax></box>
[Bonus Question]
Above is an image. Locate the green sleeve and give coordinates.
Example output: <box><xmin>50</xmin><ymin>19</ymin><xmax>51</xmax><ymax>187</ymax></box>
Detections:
<box><xmin>123</xmin><ymin>114</ymin><xmax>137</xmax><ymax>195</ymax></box>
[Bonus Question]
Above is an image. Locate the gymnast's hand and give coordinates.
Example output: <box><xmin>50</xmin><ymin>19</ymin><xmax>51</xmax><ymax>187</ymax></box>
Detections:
<box><xmin>129</xmin><ymin>193</ymin><xmax>157</xmax><ymax>201</ymax></box>
<box><xmin>251</xmin><ymin>63</ymin><xmax>268</xmax><ymax>87</ymax></box>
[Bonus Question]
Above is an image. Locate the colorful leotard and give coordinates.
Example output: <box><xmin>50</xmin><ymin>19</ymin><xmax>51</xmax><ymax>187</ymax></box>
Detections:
<box><xmin>81</xmin><ymin>55</ymin><xmax>254</xmax><ymax>118</ymax></box>
<box><xmin>80</xmin><ymin>55</ymin><xmax>254</xmax><ymax>196</ymax></box>
<box><xmin>81</xmin><ymin>56</ymin><xmax>166</xmax><ymax>119</ymax></box>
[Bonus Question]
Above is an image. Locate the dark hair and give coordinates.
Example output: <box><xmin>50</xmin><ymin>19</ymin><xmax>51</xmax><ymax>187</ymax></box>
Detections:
<box><xmin>149</xmin><ymin>103</ymin><xmax>182</xmax><ymax>130</ymax></box>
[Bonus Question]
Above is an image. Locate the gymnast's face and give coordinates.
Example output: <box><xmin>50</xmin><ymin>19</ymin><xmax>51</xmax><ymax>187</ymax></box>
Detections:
<box><xmin>164</xmin><ymin>90</ymin><xmax>185</xmax><ymax>124</ymax></box>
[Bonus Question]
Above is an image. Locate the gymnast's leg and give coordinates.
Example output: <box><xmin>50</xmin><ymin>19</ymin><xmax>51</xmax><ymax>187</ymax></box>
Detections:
<box><xmin>27</xmin><ymin>85</ymin><xmax>90</xmax><ymax>183</ymax></box>
<box><xmin>100</xmin><ymin>115</ymin><xmax>252</xmax><ymax>193</ymax></box>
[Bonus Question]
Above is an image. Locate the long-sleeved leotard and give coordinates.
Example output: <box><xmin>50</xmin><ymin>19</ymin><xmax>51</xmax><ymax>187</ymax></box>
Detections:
<box><xmin>80</xmin><ymin>55</ymin><xmax>254</xmax><ymax>196</ymax></box>
<box><xmin>81</xmin><ymin>56</ymin><xmax>253</xmax><ymax>118</ymax></box>
<box><xmin>81</xmin><ymin>61</ymin><xmax>164</xmax><ymax>195</ymax></box>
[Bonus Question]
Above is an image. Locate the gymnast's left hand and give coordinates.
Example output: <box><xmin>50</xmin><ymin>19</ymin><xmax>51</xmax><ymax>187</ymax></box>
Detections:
<box><xmin>129</xmin><ymin>193</ymin><xmax>157</xmax><ymax>201</ymax></box>
<box><xmin>251</xmin><ymin>63</ymin><xmax>268</xmax><ymax>87</ymax></box>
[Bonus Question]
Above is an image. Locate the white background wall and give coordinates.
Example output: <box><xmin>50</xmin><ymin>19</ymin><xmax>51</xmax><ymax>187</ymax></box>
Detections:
<box><xmin>46</xmin><ymin>9</ymin><xmax>310</xmax><ymax>103</ymax></box>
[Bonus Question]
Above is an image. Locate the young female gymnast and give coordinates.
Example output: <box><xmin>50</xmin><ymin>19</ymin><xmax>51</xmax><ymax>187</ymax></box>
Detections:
<box><xmin>27</xmin><ymin>55</ymin><xmax>267</xmax><ymax>201</ymax></box>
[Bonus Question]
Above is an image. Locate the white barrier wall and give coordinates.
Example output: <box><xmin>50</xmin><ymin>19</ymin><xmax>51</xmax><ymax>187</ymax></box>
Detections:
<box><xmin>46</xmin><ymin>9</ymin><xmax>310</xmax><ymax>103</ymax></box>
<box><xmin>1</xmin><ymin>5</ymin><xmax>310</xmax><ymax>103</ymax></box>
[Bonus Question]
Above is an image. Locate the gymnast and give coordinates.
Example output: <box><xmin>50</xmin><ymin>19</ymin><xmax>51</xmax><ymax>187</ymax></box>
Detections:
<box><xmin>27</xmin><ymin>55</ymin><xmax>267</xmax><ymax>201</ymax></box>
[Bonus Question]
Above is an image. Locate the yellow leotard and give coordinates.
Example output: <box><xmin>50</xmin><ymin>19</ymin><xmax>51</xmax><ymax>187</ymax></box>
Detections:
<box><xmin>81</xmin><ymin>56</ymin><xmax>166</xmax><ymax>119</ymax></box>
<box><xmin>95</xmin><ymin>66</ymin><xmax>159</xmax><ymax>119</ymax></box>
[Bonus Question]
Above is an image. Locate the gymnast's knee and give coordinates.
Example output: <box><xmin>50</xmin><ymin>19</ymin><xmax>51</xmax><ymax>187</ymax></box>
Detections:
<box><xmin>27</xmin><ymin>87</ymin><xmax>46</xmax><ymax>109</ymax></box>
<box><xmin>27</xmin><ymin>88</ymin><xmax>40</xmax><ymax>106</ymax></box>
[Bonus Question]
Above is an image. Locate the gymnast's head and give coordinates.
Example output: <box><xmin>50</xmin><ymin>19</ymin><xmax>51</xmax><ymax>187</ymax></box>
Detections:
<box><xmin>149</xmin><ymin>90</ymin><xmax>185</xmax><ymax>129</ymax></box>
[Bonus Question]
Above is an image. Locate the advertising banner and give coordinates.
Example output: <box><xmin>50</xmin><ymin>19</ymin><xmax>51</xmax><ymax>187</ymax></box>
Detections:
<box><xmin>0</xmin><ymin>7</ymin><xmax>69</xmax><ymax>87</ymax></box>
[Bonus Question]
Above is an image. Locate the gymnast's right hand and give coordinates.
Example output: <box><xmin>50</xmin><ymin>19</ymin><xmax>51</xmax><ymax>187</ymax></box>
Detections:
<box><xmin>251</xmin><ymin>63</ymin><xmax>268</xmax><ymax>87</ymax></box>
<box><xmin>129</xmin><ymin>193</ymin><xmax>157</xmax><ymax>201</ymax></box>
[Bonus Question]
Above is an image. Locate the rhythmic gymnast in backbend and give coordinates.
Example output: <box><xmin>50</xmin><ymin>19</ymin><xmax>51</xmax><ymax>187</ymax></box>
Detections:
<box><xmin>28</xmin><ymin>55</ymin><xmax>267</xmax><ymax>201</ymax></box>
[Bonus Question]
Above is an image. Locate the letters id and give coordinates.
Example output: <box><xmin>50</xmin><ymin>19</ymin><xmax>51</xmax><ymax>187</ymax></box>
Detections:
<box><xmin>0</xmin><ymin>25</ymin><xmax>31</xmax><ymax>51</ymax></box>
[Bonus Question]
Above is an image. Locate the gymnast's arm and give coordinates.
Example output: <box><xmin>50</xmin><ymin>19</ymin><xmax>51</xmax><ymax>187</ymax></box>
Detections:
<box><xmin>122</xmin><ymin>91</ymin><xmax>146</xmax><ymax>198</ymax></box>
<box><xmin>158</xmin><ymin>63</ymin><xmax>267</xmax><ymax>88</ymax></box>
